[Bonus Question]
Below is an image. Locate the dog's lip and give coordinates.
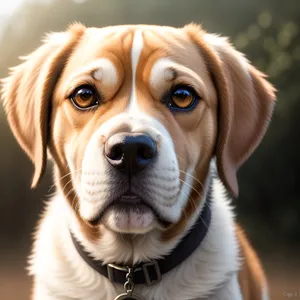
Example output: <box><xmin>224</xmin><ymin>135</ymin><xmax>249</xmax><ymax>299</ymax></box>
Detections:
<box><xmin>119</xmin><ymin>192</ymin><xmax>141</xmax><ymax>204</ymax></box>
<box><xmin>88</xmin><ymin>191</ymin><xmax>171</xmax><ymax>227</ymax></box>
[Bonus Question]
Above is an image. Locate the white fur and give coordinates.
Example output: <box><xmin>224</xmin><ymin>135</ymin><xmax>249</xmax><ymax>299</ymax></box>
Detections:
<box><xmin>29</xmin><ymin>175</ymin><xmax>243</xmax><ymax>300</ymax></box>
<box><xmin>127</xmin><ymin>30</ymin><xmax>144</xmax><ymax>112</ymax></box>
<box><xmin>149</xmin><ymin>58</ymin><xmax>208</xmax><ymax>100</ymax></box>
<box><xmin>77</xmin><ymin>111</ymin><xmax>183</xmax><ymax>229</ymax></box>
<box><xmin>149</xmin><ymin>58</ymin><xmax>174</xmax><ymax>88</ymax></box>
<box><xmin>206</xmin><ymin>274</ymin><xmax>242</xmax><ymax>300</ymax></box>
<box><xmin>91</xmin><ymin>59</ymin><xmax>118</xmax><ymax>86</ymax></box>
<box><xmin>64</xmin><ymin>58</ymin><xmax>118</xmax><ymax>90</ymax></box>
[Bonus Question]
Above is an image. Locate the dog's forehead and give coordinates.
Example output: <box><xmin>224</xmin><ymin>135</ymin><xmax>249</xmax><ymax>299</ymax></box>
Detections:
<box><xmin>64</xmin><ymin>25</ymin><xmax>200</xmax><ymax>75</ymax></box>
<box><xmin>84</xmin><ymin>24</ymin><xmax>190</xmax><ymax>50</ymax></box>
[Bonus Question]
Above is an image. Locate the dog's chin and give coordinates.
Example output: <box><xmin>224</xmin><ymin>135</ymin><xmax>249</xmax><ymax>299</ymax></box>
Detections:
<box><xmin>101</xmin><ymin>203</ymin><xmax>157</xmax><ymax>234</ymax></box>
<box><xmin>86</xmin><ymin>194</ymin><xmax>171</xmax><ymax>234</ymax></box>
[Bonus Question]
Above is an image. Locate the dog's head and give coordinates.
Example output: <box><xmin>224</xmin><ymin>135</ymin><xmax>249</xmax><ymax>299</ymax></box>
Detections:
<box><xmin>2</xmin><ymin>24</ymin><xmax>275</xmax><ymax>243</ymax></box>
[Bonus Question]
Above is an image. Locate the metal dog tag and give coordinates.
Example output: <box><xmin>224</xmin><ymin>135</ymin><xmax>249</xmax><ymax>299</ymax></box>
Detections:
<box><xmin>114</xmin><ymin>292</ymin><xmax>145</xmax><ymax>300</ymax></box>
<box><xmin>114</xmin><ymin>266</ymin><xmax>145</xmax><ymax>300</ymax></box>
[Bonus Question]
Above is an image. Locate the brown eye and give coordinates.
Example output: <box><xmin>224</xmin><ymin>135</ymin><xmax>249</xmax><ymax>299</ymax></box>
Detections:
<box><xmin>71</xmin><ymin>86</ymin><xmax>99</xmax><ymax>110</ymax></box>
<box><xmin>168</xmin><ymin>86</ymin><xmax>199</xmax><ymax>110</ymax></box>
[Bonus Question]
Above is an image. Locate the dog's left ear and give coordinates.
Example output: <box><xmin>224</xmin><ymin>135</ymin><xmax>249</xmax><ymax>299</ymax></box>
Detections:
<box><xmin>186</xmin><ymin>25</ymin><xmax>276</xmax><ymax>197</ymax></box>
<box><xmin>1</xmin><ymin>23</ymin><xmax>85</xmax><ymax>188</ymax></box>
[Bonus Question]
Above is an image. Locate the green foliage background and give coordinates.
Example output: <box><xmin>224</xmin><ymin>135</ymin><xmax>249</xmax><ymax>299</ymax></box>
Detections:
<box><xmin>0</xmin><ymin>0</ymin><xmax>299</xmax><ymax>258</ymax></box>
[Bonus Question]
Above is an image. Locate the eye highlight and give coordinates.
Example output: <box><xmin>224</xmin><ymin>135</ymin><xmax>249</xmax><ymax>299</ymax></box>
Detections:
<box><xmin>70</xmin><ymin>85</ymin><xmax>99</xmax><ymax>110</ymax></box>
<box><xmin>167</xmin><ymin>86</ymin><xmax>199</xmax><ymax>111</ymax></box>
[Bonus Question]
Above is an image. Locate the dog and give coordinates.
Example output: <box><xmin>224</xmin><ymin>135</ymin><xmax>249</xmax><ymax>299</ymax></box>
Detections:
<box><xmin>2</xmin><ymin>23</ymin><xmax>275</xmax><ymax>300</ymax></box>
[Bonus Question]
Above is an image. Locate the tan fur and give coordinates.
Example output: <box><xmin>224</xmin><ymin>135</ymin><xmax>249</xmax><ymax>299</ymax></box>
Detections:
<box><xmin>47</xmin><ymin>25</ymin><xmax>219</xmax><ymax>242</ymax></box>
<box><xmin>1</xmin><ymin>23</ymin><xmax>86</xmax><ymax>187</ymax></box>
<box><xmin>1</xmin><ymin>24</ymin><xmax>275</xmax><ymax>299</ymax></box>
<box><xmin>236</xmin><ymin>225</ymin><xmax>267</xmax><ymax>300</ymax></box>
<box><xmin>186</xmin><ymin>24</ymin><xmax>276</xmax><ymax>197</ymax></box>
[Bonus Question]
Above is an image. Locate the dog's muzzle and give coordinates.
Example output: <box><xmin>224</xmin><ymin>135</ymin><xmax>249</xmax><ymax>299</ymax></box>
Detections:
<box><xmin>104</xmin><ymin>132</ymin><xmax>157</xmax><ymax>176</ymax></box>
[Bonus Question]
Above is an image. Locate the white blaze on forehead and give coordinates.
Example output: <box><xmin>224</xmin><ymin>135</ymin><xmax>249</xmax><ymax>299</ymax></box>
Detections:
<box><xmin>127</xmin><ymin>30</ymin><xmax>144</xmax><ymax>112</ymax></box>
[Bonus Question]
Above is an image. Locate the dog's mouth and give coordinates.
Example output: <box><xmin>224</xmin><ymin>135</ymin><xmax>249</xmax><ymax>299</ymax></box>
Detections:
<box><xmin>88</xmin><ymin>192</ymin><xmax>171</xmax><ymax>231</ymax></box>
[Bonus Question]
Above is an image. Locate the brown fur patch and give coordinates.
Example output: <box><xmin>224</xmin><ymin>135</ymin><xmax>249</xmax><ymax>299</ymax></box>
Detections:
<box><xmin>1</xmin><ymin>23</ymin><xmax>86</xmax><ymax>187</ymax></box>
<box><xmin>185</xmin><ymin>24</ymin><xmax>276</xmax><ymax>197</ymax></box>
<box><xmin>236</xmin><ymin>225</ymin><xmax>267</xmax><ymax>300</ymax></box>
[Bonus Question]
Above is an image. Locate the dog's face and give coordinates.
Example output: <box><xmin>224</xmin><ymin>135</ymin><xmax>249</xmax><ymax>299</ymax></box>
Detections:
<box><xmin>51</xmin><ymin>25</ymin><xmax>219</xmax><ymax>235</ymax></box>
<box><xmin>2</xmin><ymin>24</ymin><xmax>275</xmax><ymax>241</ymax></box>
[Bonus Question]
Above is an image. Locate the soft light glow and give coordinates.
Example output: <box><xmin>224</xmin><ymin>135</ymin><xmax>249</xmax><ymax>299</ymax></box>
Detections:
<box><xmin>0</xmin><ymin>0</ymin><xmax>26</xmax><ymax>16</ymax></box>
<box><xmin>0</xmin><ymin>0</ymin><xmax>87</xmax><ymax>16</ymax></box>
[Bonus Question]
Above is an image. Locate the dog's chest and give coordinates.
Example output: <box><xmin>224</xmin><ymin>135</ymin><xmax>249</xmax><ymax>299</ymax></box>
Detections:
<box><xmin>30</xmin><ymin>180</ymin><xmax>241</xmax><ymax>300</ymax></box>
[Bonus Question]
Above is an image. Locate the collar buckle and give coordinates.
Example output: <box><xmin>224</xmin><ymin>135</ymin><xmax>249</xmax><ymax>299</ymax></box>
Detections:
<box><xmin>107</xmin><ymin>261</ymin><xmax>162</xmax><ymax>286</ymax></box>
<box><xmin>107</xmin><ymin>263</ymin><xmax>128</xmax><ymax>282</ymax></box>
<box><xmin>142</xmin><ymin>261</ymin><xmax>162</xmax><ymax>286</ymax></box>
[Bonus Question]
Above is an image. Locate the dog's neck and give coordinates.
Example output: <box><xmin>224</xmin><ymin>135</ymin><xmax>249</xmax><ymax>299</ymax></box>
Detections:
<box><xmin>63</xmin><ymin>175</ymin><xmax>212</xmax><ymax>266</ymax></box>
<box><xmin>69</xmin><ymin>188</ymin><xmax>212</xmax><ymax>286</ymax></box>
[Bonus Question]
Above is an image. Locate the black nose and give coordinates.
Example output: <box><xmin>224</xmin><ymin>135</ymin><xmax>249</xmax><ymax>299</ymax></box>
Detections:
<box><xmin>105</xmin><ymin>133</ymin><xmax>157</xmax><ymax>175</ymax></box>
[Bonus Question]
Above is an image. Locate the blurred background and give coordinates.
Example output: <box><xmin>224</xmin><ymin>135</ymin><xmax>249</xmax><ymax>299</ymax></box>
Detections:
<box><xmin>0</xmin><ymin>0</ymin><xmax>299</xmax><ymax>299</ymax></box>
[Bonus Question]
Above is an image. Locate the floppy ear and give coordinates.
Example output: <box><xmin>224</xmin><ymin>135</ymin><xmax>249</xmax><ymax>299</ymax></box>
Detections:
<box><xmin>186</xmin><ymin>25</ymin><xmax>276</xmax><ymax>197</ymax></box>
<box><xmin>1</xmin><ymin>23</ymin><xmax>85</xmax><ymax>188</ymax></box>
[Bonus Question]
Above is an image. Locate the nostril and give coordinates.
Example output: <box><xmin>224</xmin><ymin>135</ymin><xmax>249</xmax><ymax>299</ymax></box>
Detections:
<box><xmin>137</xmin><ymin>142</ymin><xmax>156</xmax><ymax>160</ymax></box>
<box><xmin>107</xmin><ymin>143</ymin><xmax>123</xmax><ymax>161</ymax></box>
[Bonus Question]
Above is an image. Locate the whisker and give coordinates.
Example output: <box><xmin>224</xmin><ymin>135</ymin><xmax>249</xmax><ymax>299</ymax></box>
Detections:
<box><xmin>179</xmin><ymin>186</ymin><xmax>201</xmax><ymax>217</ymax></box>
<box><xmin>48</xmin><ymin>167</ymin><xmax>82</xmax><ymax>192</ymax></box>
<box><xmin>61</xmin><ymin>178</ymin><xmax>74</xmax><ymax>194</ymax></box>
<box><xmin>44</xmin><ymin>191</ymin><xmax>58</xmax><ymax>198</ymax></box>
<box><xmin>118</xmin><ymin>232</ymin><xmax>131</xmax><ymax>248</ymax></box>
<box><xmin>179</xmin><ymin>187</ymin><xmax>209</xmax><ymax>230</ymax></box>
<box><xmin>179</xmin><ymin>169</ymin><xmax>204</xmax><ymax>189</ymax></box>
<box><xmin>179</xmin><ymin>178</ymin><xmax>212</xmax><ymax>213</ymax></box>
<box><xmin>137</xmin><ymin>233</ymin><xmax>146</xmax><ymax>247</ymax></box>
<box><xmin>179</xmin><ymin>178</ymin><xmax>203</xmax><ymax>200</ymax></box>
<box><xmin>65</xmin><ymin>187</ymin><xmax>75</xmax><ymax>199</ymax></box>
<box><xmin>48</xmin><ymin>184</ymin><xmax>56</xmax><ymax>193</ymax></box>
<box><xmin>181</xmin><ymin>206</ymin><xmax>188</xmax><ymax>223</ymax></box>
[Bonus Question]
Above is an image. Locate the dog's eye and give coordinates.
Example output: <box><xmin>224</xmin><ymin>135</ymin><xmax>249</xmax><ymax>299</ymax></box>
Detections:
<box><xmin>70</xmin><ymin>86</ymin><xmax>99</xmax><ymax>110</ymax></box>
<box><xmin>168</xmin><ymin>86</ymin><xmax>199</xmax><ymax>110</ymax></box>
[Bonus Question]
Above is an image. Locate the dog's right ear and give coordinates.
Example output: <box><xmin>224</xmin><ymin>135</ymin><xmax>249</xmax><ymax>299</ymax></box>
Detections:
<box><xmin>1</xmin><ymin>23</ymin><xmax>85</xmax><ymax>188</ymax></box>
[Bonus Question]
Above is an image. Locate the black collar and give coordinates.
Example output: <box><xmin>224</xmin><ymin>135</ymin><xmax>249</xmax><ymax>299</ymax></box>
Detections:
<box><xmin>70</xmin><ymin>187</ymin><xmax>212</xmax><ymax>286</ymax></box>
